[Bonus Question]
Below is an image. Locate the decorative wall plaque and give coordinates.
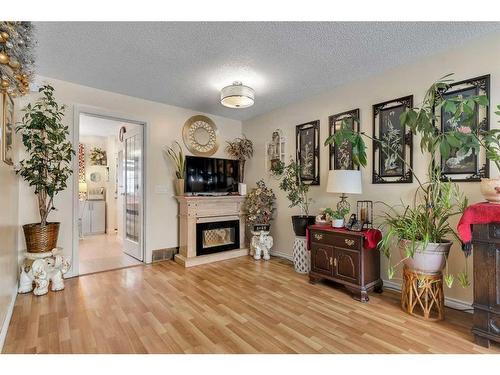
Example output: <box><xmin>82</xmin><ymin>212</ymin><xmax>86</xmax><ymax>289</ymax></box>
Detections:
<box><xmin>329</xmin><ymin>109</ymin><xmax>360</xmax><ymax>170</ymax></box>
<box><xmin>296</xmin><ymin>120</ymin><xmax>320</xmax><ymax>185</ymax></box>
<box><xmin>182</xmin><ymin>115</ymin><xmax>219</xmax><ymax>156</ymax></box>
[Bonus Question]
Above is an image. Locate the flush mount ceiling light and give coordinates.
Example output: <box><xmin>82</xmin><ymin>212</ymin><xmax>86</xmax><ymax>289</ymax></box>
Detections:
<box><xmin>220</xmin><ymin>81</ymin><xmax>255</xmax><ymax>108</ymax></box>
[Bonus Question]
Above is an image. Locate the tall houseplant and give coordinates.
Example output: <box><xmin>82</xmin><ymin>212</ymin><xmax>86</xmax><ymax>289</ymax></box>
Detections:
<box><xmin>325</xmin><ymin>75</ymin><xmax>491</xmax><ymax>287</ymax></box>
<box><xmin>165</xmin><ymin>141</ymin><xmax>186</xmax><ymax>196</ymax></box>
<box><xmin>16</xmin><ymin>85</ymin><xmax>74</xmax><ymax>253</ymax></box>
<box><xmin>225</xmin><ymin>135</ymin><xmax>253</xmax><ymax>183</ymax></box>
<box><xmin>273</xmin><ymin>159</ymin><xmax>315</xmax><ymax>236</ymax></box>
<box><xmin>243</xmin><ymin>179</ymin><xmax>276</xmax><ymax>231</ymax></box>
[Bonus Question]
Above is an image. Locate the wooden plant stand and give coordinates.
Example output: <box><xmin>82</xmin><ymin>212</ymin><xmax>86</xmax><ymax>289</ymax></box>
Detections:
<box><xmin>401</xmin><ymin>266</ymin><xmax>444</xmax><ymax>321</ymax></box>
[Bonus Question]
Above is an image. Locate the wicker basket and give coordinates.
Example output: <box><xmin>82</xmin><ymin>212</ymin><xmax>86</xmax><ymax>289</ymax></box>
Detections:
<box><xmin>22</xmin><ymin>222</ymin><xmax>60</xmax><ymax>253</ymax></box>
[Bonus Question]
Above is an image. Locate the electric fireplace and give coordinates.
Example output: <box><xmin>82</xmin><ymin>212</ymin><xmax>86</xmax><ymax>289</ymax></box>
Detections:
<box><xmin>196</xmin><ymin>220</ymin><xmax>240</xmax><ymax>256</ymax></box>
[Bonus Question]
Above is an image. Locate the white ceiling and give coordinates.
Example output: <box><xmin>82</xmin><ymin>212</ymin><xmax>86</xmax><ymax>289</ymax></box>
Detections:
<box><xmin>79</xmin><ymin>114</ymin><xmax>128</xmax><ymax>137</ymax></box>
<box><xmin>35</xmin><ymin>22</ymin><xmax>500</xmax><ymax>121</ymax></box>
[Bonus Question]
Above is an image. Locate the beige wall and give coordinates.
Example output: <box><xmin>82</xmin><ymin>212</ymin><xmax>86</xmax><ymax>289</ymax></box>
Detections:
<box><xmin>16</xmin><ymin>76</ymin><xmax>242</xmax><ymax>273</ymax></box>
<box><xmin>243</xmin><ymin>33</ymin><xmax>500</xmax><ymax>305</ymax></box>
<box><xmin>0</xmin><ymin>98</ymin><xmax>19</xmax><ymax>348</ymax></box>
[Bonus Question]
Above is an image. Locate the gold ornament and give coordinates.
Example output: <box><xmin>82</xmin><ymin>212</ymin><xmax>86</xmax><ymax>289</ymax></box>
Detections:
<box><xmin>14</xmin><ymin>74</ymin><xmax>21</xmax><ymax>80</ymax></box>
<box><xmin>0</xmin><ymin>32</ymin><xmax>9</xmax><ymax>40</ymax></box>
<box><xmin>8</xmin><ymin>59</ymin><xmax>19</xmax><ymax>69</ymax></box>
<box><xmin>1</xmin><ymin>79</ymin><xmax>10</xmax><ymax>88</ymax></box>
<box><xmin>0</xmin><ymin>35</ymin><xmax>4</xmax><ymax>43</ymax></box>
<box><xmin>0</xmin><ymin>52</ymin><xmax>9</xmax><ymax>64</ymax></box>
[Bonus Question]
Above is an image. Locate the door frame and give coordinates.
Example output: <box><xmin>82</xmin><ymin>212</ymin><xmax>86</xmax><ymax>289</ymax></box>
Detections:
<box><xmin>71</xmin><ymin>105</ymin><xmax>148</xmax><ymax>277</ymax></box>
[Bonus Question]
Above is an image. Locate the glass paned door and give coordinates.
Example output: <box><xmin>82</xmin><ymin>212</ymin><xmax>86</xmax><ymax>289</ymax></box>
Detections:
<box><xmin>123</xmin><ymin>127</ymin><xmax>143</xmax><ymax>261</ymax></box>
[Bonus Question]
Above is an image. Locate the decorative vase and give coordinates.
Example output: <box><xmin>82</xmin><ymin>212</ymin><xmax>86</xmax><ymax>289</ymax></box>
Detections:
<box><xmin>22</xmin><ymin>222</ymin><xmax>60</xmax><ymax>253</ymax></box>
<box><xmin>238</xmin><ymin>182</ymin><xmax>247</xmax><ymax>196</ymax></box>
<box><xmin>399</xmin><ymin>240</ymin><xmax>452</xmax><ymax>274</ymax></box>
<box><xmin>332</xmin><ymin>219</ymin><xmax>344</xmax><ymax>228</ymax></box>
<box><xmin>291</xmin><ymin>215</ymin><xmax>316</xmax><ymax>237</ymax></box>
<box><xmin>175</xmin><ymin>178</ymin><xmax>185</xmax><ymax>196</ymax></box>
<box><xmin>480</xmin><ymin>177</ymin><xmax>500</xmax><ymax>204</ymax></box>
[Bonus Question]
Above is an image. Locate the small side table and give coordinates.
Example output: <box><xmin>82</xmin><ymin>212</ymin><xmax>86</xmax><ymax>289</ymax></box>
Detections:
<box><xmin>293</xmin><ymin>236</ymin><xmax>310</xmax><ymax>274</ymax></box>
<box><xmin>18</xmin><ymin>248</ymin><xmax>71</xmax><ymax>296</ymax></box>
<box><xmin>401</xmin><ymin>266</ymin><xmax>444</xmax><ymax>321</ymax></box>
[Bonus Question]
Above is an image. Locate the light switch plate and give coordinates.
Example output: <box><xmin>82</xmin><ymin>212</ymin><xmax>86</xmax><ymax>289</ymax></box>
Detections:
<box><xmin>155</xmin><ymin>185</ymin><xmax>169</xmax><ymax>194</ymax></box>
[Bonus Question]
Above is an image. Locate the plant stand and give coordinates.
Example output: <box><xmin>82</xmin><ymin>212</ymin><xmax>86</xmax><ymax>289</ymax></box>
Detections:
<box><xmin>401</xmin><ymin>266</ymin><xmax>444</xmax><ymax>321</ymax></box>
<box><xmin>293</xmin><ymin>236</ymin><xmax>310</xmax><ymax>274</ymax></box>
<box><xmin>250</xmin><ymin>230</ymin><xmax>273</xmax><ymax>260</ymax></box>
<box><xmin>18</xmin><ymin>248</ymin><xmax>71</xmax><ymax>296</ymax></box>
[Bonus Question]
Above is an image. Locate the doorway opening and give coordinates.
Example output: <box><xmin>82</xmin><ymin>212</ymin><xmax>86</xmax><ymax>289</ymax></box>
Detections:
<box><xmin>76</xmin><ymin>113</ymin><xmax>145</xmax><ymax>275</ymax></box>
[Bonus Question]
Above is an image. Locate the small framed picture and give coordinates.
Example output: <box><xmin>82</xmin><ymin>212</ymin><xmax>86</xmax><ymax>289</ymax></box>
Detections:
<box><xmin>1</xmin><ymin>93</ymin><xmax>14</xmax><ymax>166</ymax></box>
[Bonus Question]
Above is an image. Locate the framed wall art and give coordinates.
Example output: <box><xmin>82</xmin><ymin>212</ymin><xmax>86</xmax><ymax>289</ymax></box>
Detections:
<box><xmin>328</xmin><ymin>109</ymin><xmax>360</xmax><ymax>170</ymax></box>
<box><xmin>1</xmin><ymin>93</ymin><xmax>14</xmax><ymax>166</ymax></box>
<box><xmin>372</xmin><ymin>95</ymin><xmax>413</xmax><ymax>184</ymax></box>
<box><xmin>296</xmin><ymin>120</ymin><xmax>320</xmax><ymax>185</ymax></box>
<box><xmin>437</xmin><ymin>75</ymin><xmax>490</xmax><ymax>182</ymax></box>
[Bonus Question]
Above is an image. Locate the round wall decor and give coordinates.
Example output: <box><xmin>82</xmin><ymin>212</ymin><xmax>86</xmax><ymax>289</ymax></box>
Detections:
<box><xmin>182</xmin><ymin>115</ymin><xmax>219</xmax><ymax>156</ymax></box>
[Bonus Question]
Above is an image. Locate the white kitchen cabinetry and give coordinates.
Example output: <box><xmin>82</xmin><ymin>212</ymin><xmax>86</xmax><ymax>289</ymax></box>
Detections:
<box><xmin>80</xmin><ymin>200</ymin><xmax>106</xmax><ymax>235</ymax></box>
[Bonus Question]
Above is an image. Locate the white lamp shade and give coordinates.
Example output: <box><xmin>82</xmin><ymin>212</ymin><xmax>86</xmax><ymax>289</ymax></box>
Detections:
<box><xmin>220</xmin><ymin>81</ymin><xmax>255</xmax><ymax>108</ymax></box>
<box><xmin>326</xmin><ymin>170</ymin><xmax>362</xmax><ymax>194</ymax></box>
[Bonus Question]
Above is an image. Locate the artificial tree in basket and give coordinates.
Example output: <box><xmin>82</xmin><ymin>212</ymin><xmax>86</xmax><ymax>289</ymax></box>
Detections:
<box><xmin>16</xmin><ymin>85</ymin><xmax>74</xmax><ymax>253</ymax></box>
<box><xmin>243</xmin><ymin>179</ymin><xmax>276</xmax><ymax>232</ymax></box>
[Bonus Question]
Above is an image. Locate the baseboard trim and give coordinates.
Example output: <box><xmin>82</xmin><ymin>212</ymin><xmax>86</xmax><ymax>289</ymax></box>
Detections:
<box><xmin>0</xmin><ymin>284</ymin><xmax>17</xmax><ymax>352</ymax></box>
<box><xmin>382</xmin><ymin>279</ymin><xmax>472</xmax><ymax>312</ymax></box>
<box><xmin>270</xmin><ymin>250</ymin><xmax>293</xmax><ymax>262</ymax></box>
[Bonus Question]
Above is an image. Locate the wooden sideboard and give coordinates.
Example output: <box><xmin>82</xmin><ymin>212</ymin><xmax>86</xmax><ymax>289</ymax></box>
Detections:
<box><xmin>309</xmin><ymin>226</ymin><xmax>382</xmax><ymax>302</ymax></box>
<box><xmin>472</xmin><ymin>222</ymin><xmax>500</xmax><ymax>348</ymax></box>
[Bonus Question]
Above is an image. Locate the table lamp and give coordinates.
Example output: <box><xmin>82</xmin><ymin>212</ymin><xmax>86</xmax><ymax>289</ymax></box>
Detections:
<box><xmin>326</xmin><ymin>170</ymin><xmax>362</xmax><ymax>211</ymax></box>
<box><xmin>78</xmin><ymin>181</ymin><xmax>88</xmax><ymax>201</ymax></box>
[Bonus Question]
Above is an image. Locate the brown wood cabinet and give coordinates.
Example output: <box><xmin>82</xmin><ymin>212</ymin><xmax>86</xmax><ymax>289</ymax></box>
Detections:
<box><xmin>309</xmin><ymin>227</ymin><xmax>382</xmax><ymax>302</ymax></box>
<box><xmin>472</xmin><ymin>222</ymin><xmax>500</xmax><ymax>348</ymax></box>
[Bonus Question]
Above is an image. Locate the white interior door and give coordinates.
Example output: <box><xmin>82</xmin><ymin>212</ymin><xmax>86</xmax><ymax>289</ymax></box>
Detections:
<box><xmin>122</xmin><ymin>127</ymin><xmax>143</xmax><ymax>261</ymax></box>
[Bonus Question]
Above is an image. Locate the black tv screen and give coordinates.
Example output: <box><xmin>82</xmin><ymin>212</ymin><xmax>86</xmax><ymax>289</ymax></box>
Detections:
<box><xmin>185</xmin><ymin>156</ymin><xmax>240</xmax><ymax>194</ymax></box>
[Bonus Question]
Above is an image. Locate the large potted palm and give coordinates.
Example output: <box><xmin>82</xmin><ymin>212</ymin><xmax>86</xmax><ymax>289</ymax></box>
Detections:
<box><xmin>16</xmin><ymin>85</ymin><xmax>74</xmax><ymax>253</ymax></box>
<box><xmin>325</xmin><ymin>75</ymin><xmax>491</xmax><ymax>287</ymax></box>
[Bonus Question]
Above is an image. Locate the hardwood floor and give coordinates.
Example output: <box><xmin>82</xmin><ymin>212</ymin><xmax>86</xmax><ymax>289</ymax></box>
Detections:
<box><xmin>79</xmin><ymin>233</ymin><xmax>142</xmax><ymax>275</ymax></box>
<box><xmin>3</xmin><ymin>257</ymin><xmax>499</xmax><ymax>354</ymax></box>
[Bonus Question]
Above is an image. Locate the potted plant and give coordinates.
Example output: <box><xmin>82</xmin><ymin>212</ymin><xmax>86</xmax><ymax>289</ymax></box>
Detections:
<box><xmin>225</xmin><ymin>135</ymin><xmax>253</xmax><ymax>194</ymax></box>
<box><xmin>16</xmin><ymin>85</ymin><xmax>74</xmax><ymax>253</ymax></box>
<box><xmin>325</xmin><ymin>75</ymin><xmax>491</xmax><ymax>287</ymax></box>
<box><xmin>324</xmin><ymin>208</ymin><xmax>349</xmax><ymax>228</ymax></box>
<box><xmin>243</xmin><ymin>179</ymin><xmax>276</xmax><ymax>232</ymax></box>
<box><xmin>273</xmin><ymin>159</ymin><xmax>315</xmax><ymax>236</ymax></box>
<box><xmin>165</xmin><ymin>141</ymin><xmax>186</xmax><ymax>196</ymax></box>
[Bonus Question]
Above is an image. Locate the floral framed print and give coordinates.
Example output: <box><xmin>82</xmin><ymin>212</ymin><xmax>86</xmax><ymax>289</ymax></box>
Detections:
<box><xmin>437</xmin><ymin>75</ymin><xmax>490</xmax><ymax>182</ymax></box>
<box><xmin>328</xmin><ymin>109</ymin><xmax>360</xmax><ymax>170</ymax></box>
<box><xmin>1</xmin><ymin>93</ymin><xmax>14</xmax><ymax>166</ymax></box>
<box><xmin>372</xmin><ymin>95</ymin><xmax>413</xmax><ymax>184</ymax></box>
<box><xmin>296</xmin><ymin>120</ymin><xmax>320</xmax><ymax>185</ymax></box>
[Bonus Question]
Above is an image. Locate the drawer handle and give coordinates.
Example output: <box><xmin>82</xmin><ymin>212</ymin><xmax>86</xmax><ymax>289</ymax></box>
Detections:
<box><xmin>329</xmin><ymin>257</ymin><xmax>333</xmax><ymax>266</ymax></box>
<box><xmin>345</xmin><ymin>239</ymin><xmax>355</xmax><ymax>247</ymax></box>
<box><xmin>490</xmin><ymin>319</ymin><xmax>500</xmax><ymax>334</ymax></box>
<box><xmin>314</xmin><ymin>233</ymin><xmax>323</xmax><ymax>241</ymax></box>
<box><xmin>334</xmin><ymin>257</ymin><xmax>337</xmax><ymax>267</ymax></box>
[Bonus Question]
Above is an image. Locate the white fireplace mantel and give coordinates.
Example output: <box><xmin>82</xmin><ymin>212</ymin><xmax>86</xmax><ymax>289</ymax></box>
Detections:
<box><xmin>174</xmin><ymin>195</ymin><xmax>248</xmax><ymax>267</ymax></box>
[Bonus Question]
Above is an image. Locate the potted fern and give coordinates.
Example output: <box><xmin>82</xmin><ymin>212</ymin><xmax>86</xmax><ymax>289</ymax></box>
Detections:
<box><xmin>325</xmin><ymin>75</ymin><xmax>490</xmax><ymax>287</ymax></box>
<box><xmin>165</xmin><ymin>141</ymin><xmax>186</xmax><ymax>196</ymax></box>
<box><xmin>16</xmin><ymin>85</ymin><xmax>74</xmax><ymax>253</ymax></box>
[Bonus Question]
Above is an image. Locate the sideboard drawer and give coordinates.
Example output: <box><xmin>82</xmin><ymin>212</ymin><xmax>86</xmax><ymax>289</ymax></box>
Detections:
<box><xmin>310</xmin><ymin>230</ymin><xmax>361</xmax><ymax>249</ymax></box>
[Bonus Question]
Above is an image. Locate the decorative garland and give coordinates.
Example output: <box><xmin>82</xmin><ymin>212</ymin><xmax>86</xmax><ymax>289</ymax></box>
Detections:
<box><xmin>0</xmin><ymin>21</ymin><xmax>36</xmax><ymax>97</ymax></box>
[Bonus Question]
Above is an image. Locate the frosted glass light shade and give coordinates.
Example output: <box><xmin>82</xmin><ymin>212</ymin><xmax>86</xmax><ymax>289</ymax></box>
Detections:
<box><xmin>220</xmin><ymin>81</ymin><xmax>255</xmax><ymax>108</ymax></box>
<box><xmin>326</xmin><ymin>170</ymin><xmax>362</xmax><ymax>194</ymax></box>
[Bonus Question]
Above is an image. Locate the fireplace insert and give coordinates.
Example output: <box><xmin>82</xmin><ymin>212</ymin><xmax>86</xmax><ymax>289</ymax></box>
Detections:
<box><xmin>196</xmin><ymin>220</ymin><xmax>240</xmax><ymax>256</ymax></box>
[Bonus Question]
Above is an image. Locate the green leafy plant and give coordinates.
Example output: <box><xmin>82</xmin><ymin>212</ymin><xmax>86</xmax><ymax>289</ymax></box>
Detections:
<box><xmin>276</xmin><ymin>160</ymin><xmax>312</xmax><ymax>216</ymax></box>
<box><xmin>225</xmin><ymin>135</ymin><xmax>254</xmax><ymax>183</ymax></box>
<box><xmin>89</xmin><ymin>146</ymin><xmax>107</xmax><ymax>166</ymax></box>
<box><xmin>16</xmin><ymin>85</ymin><xmax>74</xmax><ymax>226</ymax></box>
<box><xmin>324</xmin><ymin>207</ymin><xmax>349</xmax><ymax>220</ymax></box>
<box><xmin>243</xmin><ymin>180</ymin><xmax>276</xmax><ymax>226</ymax></box>
<box><xmin>325</xmin><ymin>74</ymin><xmax>492</xmax><ymax>287</ymax></box>
<box><xmin>164</xmin><ymin>141</ymin><xmax>185</xmax><ymax>179</ymax></box>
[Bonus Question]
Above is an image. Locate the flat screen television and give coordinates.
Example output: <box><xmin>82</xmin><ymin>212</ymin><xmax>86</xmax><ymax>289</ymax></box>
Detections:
<box><xmin>185</xmin><ymin>155</ymin><xmax>240</xmax><ymax>194</ymax></box>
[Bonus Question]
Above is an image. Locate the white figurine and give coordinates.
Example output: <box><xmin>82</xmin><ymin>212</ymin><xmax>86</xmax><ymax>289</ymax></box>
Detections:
<box><xmin>251</xmin><ymin>231</ymin><xmax>274</xmax><ymax>261</ymax></box>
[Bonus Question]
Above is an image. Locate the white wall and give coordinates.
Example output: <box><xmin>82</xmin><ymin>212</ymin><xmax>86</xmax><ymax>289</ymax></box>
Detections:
<box><xmin>243</xmin><ymin>33</ymin><xmax>500</xmax><ymax>305</ymax></box>
<box><xmin>0</xmin><ymin>101</ymin><xmax>19</xmax><ymax>349</ymax></box>
<box><xmin>16</xmin><ymin>76</ymin><xmax>243</xmax><ymax>271</ymax></box>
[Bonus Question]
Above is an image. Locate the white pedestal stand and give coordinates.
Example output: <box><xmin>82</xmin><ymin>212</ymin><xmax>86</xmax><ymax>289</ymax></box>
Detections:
<box><xmin>293</xmin><ymin>236</ymin><xmax>310</xmax><ymax>273</ymax></box>
<box><xmin>18</xmin><ymin>248</ymin><xmax>71</xmax><ymax>296</ymax></box>
<box><xmin>250</xmin><ymin>231</ymin><xmax>273</xmax><ymax>261</ymax></box>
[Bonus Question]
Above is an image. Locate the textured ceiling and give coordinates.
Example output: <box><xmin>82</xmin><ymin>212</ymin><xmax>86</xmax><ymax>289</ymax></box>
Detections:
<box><xmin>34</xmin><ymin>22</ymin><xmax>500</xmax><ymax>121</ymax></box>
